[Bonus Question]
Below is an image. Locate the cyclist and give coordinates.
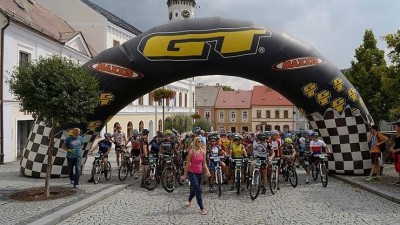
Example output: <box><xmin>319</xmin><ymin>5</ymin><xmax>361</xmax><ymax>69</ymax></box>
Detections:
<box><xmin>250</xmin><ymin>133</ymin><xmax>274</xmax><ymax>194</ymax></box>
<box><xmin>229</xmin><ymin>134</ymin><xmax>248</xmax><ymax>191</ymax></box>
<box><xmin>305</xmin><ymin>132</ymin><xmax>331</xmax><ymax>184</ymax></box>
<box><xmin>269</xmin><ymin>130</ymin><xmax>283</xmax><ymax>189</ymax></box>
<box><xmin>88</xmin><ymin>133</ymin><xmax>112</xmax><ymax>183</ymax></box>
<box><xmin>149</xmin><ymin>131</ymin><xmax>163</xmax><ymax>156</ymax></box>
<box><xmin>283</xmin><ymin>137</ymin><xmax>297</xmax><ymax>158</ymax></box>
<box><xmin>112</xmin><ymin>125</ymin><xmax>127</xmax><ymax>167</ymax></box>
<box><xmin>128</xmin><ymin>129</ymin><xmax>141</xmax><ymax>179</ymax></box>
<box><xmin>160</xmin><ymin>129</ymin><xmax>178</xmax><ymax>170</ymax></box>
<box><xmin>207</xmin><ymin>134</ymin><xmax>228</xmax><ymax>192</ymax></box>
<box><xmin>140</xmin><ymin>129</ymin><xmax>150</xmax><ymax>187</ymax></box>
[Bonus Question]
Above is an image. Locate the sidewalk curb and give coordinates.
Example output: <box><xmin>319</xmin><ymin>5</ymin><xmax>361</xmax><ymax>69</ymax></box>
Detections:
<box><xmin>26</xmin><ymin>184</ymin><xmax>127</xmax><ymax>225</ymax></box>
<box><xmin>332</xmin><ymin>174</ymin><xmax>400</xmax><ymax>204</ymax></box>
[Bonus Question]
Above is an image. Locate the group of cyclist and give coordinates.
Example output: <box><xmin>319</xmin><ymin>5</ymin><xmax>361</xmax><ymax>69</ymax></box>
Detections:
<box><xmin>89</xmin><ymin>125</ymin><xmax>332</xmax><ymax>193</ymax></box>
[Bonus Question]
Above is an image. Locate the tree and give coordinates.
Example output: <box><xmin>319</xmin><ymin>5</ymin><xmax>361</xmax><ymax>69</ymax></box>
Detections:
<box><xmin>8</xmin><ymin>55</ymin><xmax>99</xmax><ymax>197</ymax></box>
<box><xmin>152</xmin><ymin>88</ymin><xmax>176</xmax><ymax>131</ymax></box>
<box><xmin>164</xmin><ymin>114</ymin><xmax>193</xmax><ymax>134</ymax></box>
<box><xmin>222</xmin><ymin>85</ymin><xmax>235</xmax><ymax>91</ymax></box>
<box><xmin>344</xmin><ymin>30</ymin><xmax>389</xmax><ymax>126</ymax></box>
<box><xmin>191</xmin><ymin>113</ymin><xmax>201</xmax><ymax>120</ymax></box>
<box><xmin>193</xmin><ymin>119</ymin><xmax>211</xmax><ymax>132</ymax></box>
<box><xmin>382</xmin><ymin>31</ymin><xmax>400</xmax><ymax>120</ymax></box>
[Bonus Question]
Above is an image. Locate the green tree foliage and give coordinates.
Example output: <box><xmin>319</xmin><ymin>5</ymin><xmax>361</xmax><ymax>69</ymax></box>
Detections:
<box><xmin>193</xmin><ymin>119</ymin><xmax>211</xmax><ymax>132</ymax></box>
<box><xmin>222</xmin><ymin>85</ymin><xmax>235</xmax><ymax>91</ymax></box>
<box><xmin>345</xmin><ymin>30</ymin><xmax>389</xmax><ymax>125</ymax></box>
<box><xmin>8</xmin><ymin>55</ymin><xmax>99</xmax><ymax>196</ymax></box>
<box><xmin>383</xmin><ymin>31</ymin><xmax>400</xmax><ymax>120</ymax></box>
<box><xmin>164</xmin><ymin>114</ymin><xmax>193</xmax><ymax>134</ymax></box>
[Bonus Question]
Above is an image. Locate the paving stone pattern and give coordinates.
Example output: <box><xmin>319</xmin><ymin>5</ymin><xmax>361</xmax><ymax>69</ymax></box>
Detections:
<box><xmin>58</xmin><ymin>171</ymin><xmax>400</xmax><ymax>225</ymax></box>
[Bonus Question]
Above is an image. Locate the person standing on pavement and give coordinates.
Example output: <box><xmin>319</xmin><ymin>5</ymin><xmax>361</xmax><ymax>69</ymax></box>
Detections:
<box><xmin>62</xmin><ymin>128</ymin><xmax>84</xmax><ymax>189</ymax></box>
<box><xmin>181</xmin><ymin>136</ymin><xmax>210</xmax><ymax>215</ymax></box>
<box><xmin>390</xmin><ymin>122</ymin><xmax>400</xmax><ymax>185</ymax></box>
<box><xmin>112</xmin><ymin>125</ymin><xmax>127</xmax><ymax>168</ymax></box>
<box><xmin>366</xmin><ymin>125</ymin><xmax>389</xmax><ymax>182</ymax></box>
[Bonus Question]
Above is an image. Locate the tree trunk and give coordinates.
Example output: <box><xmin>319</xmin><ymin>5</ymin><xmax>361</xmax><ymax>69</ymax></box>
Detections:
<box><xmin>44</xmin><ymin>125</ymin><xmax>55</xmax><ymax>197</ymax></box>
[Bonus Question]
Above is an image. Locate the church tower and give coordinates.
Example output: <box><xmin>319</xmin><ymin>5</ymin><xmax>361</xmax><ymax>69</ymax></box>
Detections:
<box><xmin>167</xmin><ymin>0</ymin><xmax>197</xmax><ymax>22</ymax></box>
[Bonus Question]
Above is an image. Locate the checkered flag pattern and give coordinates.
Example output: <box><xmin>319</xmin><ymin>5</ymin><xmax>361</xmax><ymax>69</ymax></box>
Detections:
<box><xmin>306</xmin><ymin>106</ymin><xmax>371</xmax><ymax>175</ymax></box>
<box><xmin>19</xmin><ymin>121</ymin><xmax>97</xmax><ymax>178</ymax></box>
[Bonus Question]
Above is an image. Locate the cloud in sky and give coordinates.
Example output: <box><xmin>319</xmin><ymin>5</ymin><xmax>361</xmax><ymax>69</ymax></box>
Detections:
<box><xmin>90</xmin><ymin>0</ymin><xmax>400</xmax><ymax>90</ymax></box>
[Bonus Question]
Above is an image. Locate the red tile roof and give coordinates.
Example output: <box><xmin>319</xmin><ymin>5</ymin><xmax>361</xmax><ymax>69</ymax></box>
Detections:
<box><xmin>215</xmin><ymin>90</ymin><xmax>252</xmax><ymax>108</ymax></box>
<box><xmin>251</xmin><ymin>85</ymin><xmax>293</xmax><ymax>106</ymax></box>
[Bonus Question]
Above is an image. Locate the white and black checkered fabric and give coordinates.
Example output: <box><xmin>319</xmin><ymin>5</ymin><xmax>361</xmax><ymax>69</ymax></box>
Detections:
<box><xmin>306</xmin><ymin>106</ymin><xmax>370</xmax><ymax>175</ymax></box>
<box><xmin>19</xmin><ymin>121</ymin><xmax>97</xmax><ymax>178</ymax></box>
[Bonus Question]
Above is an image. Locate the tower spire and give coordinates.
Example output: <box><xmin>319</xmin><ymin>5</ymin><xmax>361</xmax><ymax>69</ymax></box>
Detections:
<box><xmin>167</xmin><ymin>0</ymin><xmax>197</xmax><ymax>22</ymax></box>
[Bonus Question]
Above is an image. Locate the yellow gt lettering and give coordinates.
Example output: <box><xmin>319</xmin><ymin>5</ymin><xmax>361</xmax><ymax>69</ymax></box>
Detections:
<box><xmin>302</xmin><ymin>83</ymin><xmax>318</xmax><ymax>98</ymax></box>
<box><xmin>315</xmin><ymin>90</ymin><xmax>331</xmax><ymax>106</ymax></box>
<box><xmin>332</xmin><ymin>78</ymin><xmax>344</xmax><ymax>92</ymax></box>
<box><xmin>347</xmin><ymin>88</ymin><xmax>357</xmax><ymax>102</ymax></box>
<box><xmin>88</xmin><ymin>121</ymin><xmax>102</xmax><ymax>132</ymax></box>
<box><xmin>139</xmin><ymin>28</ymin><xmax>271</xmax><ymax>61</ymax></box>
<box><xmin>99</xmin><ymin>93</ymin><xmax>115</xmax><ymax>106</ymax></box>
<box><xmin>331</xmin><ymin>97</ymin><xmax>346</xmax><ymax>113</ymax></box>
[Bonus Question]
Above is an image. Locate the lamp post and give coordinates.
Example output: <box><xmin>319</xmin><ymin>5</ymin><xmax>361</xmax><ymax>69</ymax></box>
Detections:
<box><xmin>153</xmin><ymin>88</ymin><xmax>176</xmax><ymax>132</ymax></box>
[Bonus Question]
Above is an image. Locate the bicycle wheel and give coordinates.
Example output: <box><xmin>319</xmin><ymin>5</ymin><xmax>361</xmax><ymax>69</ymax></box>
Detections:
<box><xmin>92</xmin><ymin>164</ymin><xmax>101</xmax><ymax>184</ymax></box>
<box><xmin>250</xmin><ymin>170</ymin><xmax>261</xmax><ymax>200</ymax></box>
<box><xmin>216</xmin><ymin>168</ymin><xmax>222</xmax><ymax>197</ymax></box>
<box><xmin>104</xmin><ymin>162</ymin><xmax>112</xmax><ymax>180</ymax></box>
<box><xmin>320</xmin><ymin>164</ymin><xmax>328</xmax><ymax>187</ymax></box>
<box><xmin>176</xmin><ymin>164</ymin><xmax>185</xmax><ymax>186</ymax></box>
<box><xmin>312</xmin><ymin>163</ymin><xmax>318</xmax><ymax>180</ymax></box>
<box><xmin>269</xmin><ymin>166</ymin><xmax>278</xmax><ymax>195</ymax></box>
<box><xmin>118</xmin><ymin>160</ymin><xmax>128</xmax><ymax>181</ymax></box>
<box><xmin>143</xmin><ymin>168</ymin><xmax>159</xmax><ymax>191</ymax></box>
<box><xmin>288</xmin><ymin>166</ymin><xmax>298</xmax><ymax>188</ymax></box>
<box><xmin>236</xmin><ymin>169</ymin><xmax>241</xmax><ymax>195</ymax></box>
<box><xmin>283</xmin><ymin>164</ymin><xmax>289</xmax><ymax>182</ymax></box>
<box><xmin>161</xmin><ymin>167</ymin><xmax>176</xmax><ymax>193</ymax></box>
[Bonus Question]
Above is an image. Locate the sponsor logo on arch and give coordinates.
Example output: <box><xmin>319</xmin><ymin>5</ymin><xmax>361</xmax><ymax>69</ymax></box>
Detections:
<box><xmin>272</xmin><ymin>57</ymin><xmax>324</xmax><ymax>70</ymax></box>
<box><xmin>90</xmin><ymin>63</ymin><xmax>143</xmax><ymax>79</ymax></box>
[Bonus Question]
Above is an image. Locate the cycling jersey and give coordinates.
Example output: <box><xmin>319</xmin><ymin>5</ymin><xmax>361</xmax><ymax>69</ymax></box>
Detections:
<box><xmin>98</xmin><ymin>140</ymin><xmax>112</xmax><ymax>154</ymax></box>
<box><xmin>283</xmin><ymin>144</ymin><xmax>295</xmax><ymax>155</ymax></box>
<box><xmin>149</xmin><ymin>138</ymin><xmax>161</xmax><ymax>153</ymax></box>
<box><xmin>269</xmin><ymin>139</ymin><xmax>282</xmax><ymax>157</ymax></box>
<box><xmin>113</xmin><ymin>131</ymin><xmax>126</xmax><ymax>146</ymax></box>
<box><xmin>310</xmin><ymin>139</ymin><xmax>327</xmax><ymax>155</ymax></box>
<box><xmin>220</xmin><ymin>138</ymin><xmax>231</xmax><ymax>153</ymax></box>
<box><xmin>253</xmin><ymin>142</ymin><xmax>269</xmax><ymax>158</ymax></box>
<box><xmin>161</xmin><ymin>140</ymin><xmax>175</xmax><ymax>154</ymax></box>
<box><xmin>209</xmin><ymin>146</ymin><xmax>221</xmax><ymax>158</ymax></box>
<box><xmin>231</xmin><ymin>143</ymin><xmax>243</xmax><ymax>158</ymax></box>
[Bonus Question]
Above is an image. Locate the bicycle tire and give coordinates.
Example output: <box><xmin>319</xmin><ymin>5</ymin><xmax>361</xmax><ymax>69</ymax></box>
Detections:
<box><xmin>161</xmin><ymin>167</ymin><xmax>176</xmax><ymax>193</ymax></box>
<box><xmin>118</xmin><ymin>161</ymin><xmax>128</xmax><ymax>181</ymax></box>
<box><xmin>104</xmin><ymin>161</ymin><xmax>112</xmax><ymax>180</ymax></box>
<box><xmin>143</xmin><ymin>168</ymin><xmax>160</xmax><ymax>191</ymax></box>
<box><xmin>288</xmin><ymin>165</ymin><xmax>298</xmax><ymax>188</ymax></box>
<box><xmin>283</xmin><ymin>164</ymin><xmax>289</xmax><ymax>182</ymax></box>
<box><xmin>312</xmin><ymin>163</ymin><xmax>318</xmax><ymax>180</ymax></box>
<box><xmin>92</xmin><ymin>163</ymin><xmax>101</xmax><ymax>184</ymax></box>
<box><xmin>250</xmin><ymin>170</ymin><xmax>261</xmax><ymax>200</ymax></box>
<box><xmin>320</xmin><ymin>164</ymin><xmax>328</xmax><ymax>187</ymax></box>
<box><xmin>269</xmin><ymin>166</ymin><xmax>278</xmax><ymax>195</ymax></box>
<box><xmin>236</xmin><ymin>169</ymin><xmax>241</xmax><ymax>195</ymax></box>
<box><xmin>176</xmin><ymin>164</ymin><xmax>185</xmax><ymax>186</ymax></box>
<box><xmin>216</xmin><ymin>168</ymin><xmax>222</xmax><ymax>197</ymax></box>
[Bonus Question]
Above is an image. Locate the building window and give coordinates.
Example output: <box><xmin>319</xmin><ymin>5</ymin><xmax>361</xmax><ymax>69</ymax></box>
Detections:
<box><xmin>242</xmin><ymin>126</ymin><xmax>249</xmax><ymax>132</ymax></box>
<box><xmin>231</xmin><ymin>110</ymin><xmax>236</xmax><ymax>122</ymax></box>
<box><xmin>205</xmin><ymin>111</ymin><xmax>211</xmax><ymax>121</ymax></box>
<box><xmin>113</xmin><ymin>40</ymin><xmax>120</xmax><ymax>46</ymax></box>
<box><xmin>242</xmin><ymin>111</ymin><xmax>248</xmax><ymax>122</ymax></box>
<box><xmin>274</xmin><ymin>125</ymin><xmax>280</xmax><ymax>131</ymax></box>
<box><xmin>283</xmin><ymin>125</ymin><xmax>289</xmax><ymax>132</ymax></box>
<box><xmin>138</xmin><ymin>96</ymin><xmax>144</xmax><ymax>105</ymax></box>
<box><xmin>219</xmin><ymin>126</ymin><xmax>225</xmax><ymax>133</ymax></box>
<box><xmin>139</xmin><ymin>121</ymin><xmax>144</xmax><ymax>132</ymax></box>
<box><xmin>266</xmin><ymin>110</ymin><xmax>271</xmax><ymax>118</ymax></box>
<box><xmin>19</xmin><ymin>51</ymin><xmax>31</xmax><ymax>67</ymax></box>
<box><xmin>256</xmin><ymin>110</ymin><xmax>261</xmax><ymax>119</ymax></box>
<box><xmin>219</xmin><ymin>111</ymin><xmax>224</xmax><ymax>122</ymax></box>
<box><xmin>158</xmin><ymin>119</ymin><xmax>162</xmax><ymax>131</ymax></box>
<box><xmin>284</xmin><ymin>110</ymin><xmax>289</xmax><ymax>118</ymax></box>
<box><xmin>185</xmin><ymin>93</ymin><xmax>188</xmax><ymax>107</ymax></box>
<box><xmin>275</xmin><ymin>110</ymin><xmax>280</xmax><ymax>118</ymax></box>
<box><xmin>127</xmin><ymin>121</ymin><xmax>133</xmax><ymax>138</ymax></box>
<box><xmin>231</xmin><ymin>127</ymin><xmax>236</xmax><ymax>133</ymax></box>
<box><xmin>179</xmin><ymin>92</ymin><xmax>182</xmax><ymax>107</ymax></box>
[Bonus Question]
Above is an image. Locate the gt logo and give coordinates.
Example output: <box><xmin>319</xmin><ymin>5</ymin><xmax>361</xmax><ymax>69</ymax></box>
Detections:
<box><xmin>88</xmin><ymin>121</ymin><xmax>102</xmax><ymax>132</ymax></box>
<box><xmin>138</xmin><ymin>28</ymin><xmax>271</xmax><ymax>61</ymax></box>
<box><xmin>99</xmin><ymin>93</ymin><xmax>114</xmax><ymax>106</ymax></box>
<box><xmin>331</xmin><ymin>97</ymin><xmax>346</xmax><ymax>113</ymax></box>
<box><xmin>302</xmin><ymin>83</ymin><xmax>318</xmax><ymax>98</ymax></box>
<box><xmin>332</xmin><ymin>78</ymin><xmax>344</xmax><ymax>92</ymax></box>
<box><xmin>347</xmin><ymin>88</ymin><xmax>357</xmax><ymax>102</ymax></box>
<box><xmin>315</xmin><ymin>90</ymin><xmax>331</xmax><ymax>106</ymax></box>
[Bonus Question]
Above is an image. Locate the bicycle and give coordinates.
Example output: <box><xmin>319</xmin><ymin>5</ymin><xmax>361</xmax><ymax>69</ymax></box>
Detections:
<box><xmin>249</xmin><ymin>158</ymin><xmax>268</xmax><ymax>200</ymax></box>
<box><xmin>210</xmin><ymin>156</ymin><xmax>225</xmax><ymax>197</ymax></box>
<box><xmin>118</xmin><ymin>148</ymin><xmax>139</xmax><ymax>182</ymax></box>
<box><xmin>91</xmin><ymin>152</ymin><xmax>112</xmax><ymax>184</ymax></box>
<box><xmin>281</xmin><ymin>155</ymin><xmax>298</xmax><ymax>188</ymax></box>
<box><xmin>142</xmin><ymin>152</ymin><xmax>162</xmax><ymax>191</ymax></box>
<box><xmin>161</xmin><ymin>154</ymin><xmax>179</xmax><ymax>192</ymax></box>
<box><xmin>268</xmin><ymin>157</ymin><xmax>279</xmax><ymax>194</ymax></box>
<box><xmin>231</xmin><ymin>158</ymin><xmax>245</xmax><ymax>195</ymax></box>
<box><xmin>311</xmin><ymin>153</ymin><xmax>328</xmax><ymax>187</ymax></box>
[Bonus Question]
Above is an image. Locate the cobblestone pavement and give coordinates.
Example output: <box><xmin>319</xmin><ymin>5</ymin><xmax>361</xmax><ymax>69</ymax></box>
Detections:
<box><xmin>58</xmin><ymin>170</ymin><xmax>400</xmax><ymax>225</ymax></box>
<box><xmin>0</xmin><ymin>151</ymin><xmax>137</xmax><ymax>225</ymax></box>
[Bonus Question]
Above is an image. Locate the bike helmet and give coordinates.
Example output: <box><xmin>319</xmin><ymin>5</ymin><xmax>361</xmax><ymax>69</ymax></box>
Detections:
<box><xmin>246</xmin><ymin>134</ymin><xmax>252</xmax><ymax>141</ymax></box>
<box><xmin>284</xmin><ymin>137</ymin><xmax>293</xmax><ymax>144</ymax></box>
<box><xmin>233</xmin><ymin>134</ymin><xmax>242</xmax><ymax>141</ymax></box>
<box><xmin>310</xmin><ymin>132</ymin><xmax>318</xmax><ymax>137</ymax></box>
<box><xmin>192</xmin><ymin>127</ymin><xmax>201</xmax><ymax>134</ymax></box>
<box><xmin>271</xmin><ymin>130</ymin><xmax>280</xmax><ymax>136</ymax></box>
<box><xmin>257</xmin><ymin>133</ymin><xmax>267</xmax><ymax>140</ymax></box>
<box><xmin>132</xmin><ymin>129</ymin><xmax>139</xmax><ymax>136</ymax></box>
<box><xmin>104</xmin><ymin>133</ymin><xmax>112</xmax><ymax>139</ymax></box>
<box><xmin>142</xmin><ymin>129</ymin><xmax>149</xmax><ymax>135</ymax></box>
<box><xmin>165</xmin><ymin>129</ymin><xmax>173</xmax><ymax>135</ymax></box>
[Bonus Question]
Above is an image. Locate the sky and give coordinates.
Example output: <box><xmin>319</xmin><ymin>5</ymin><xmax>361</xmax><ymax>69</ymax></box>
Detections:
<box><xmin>90</xmin><ymin>0</ymin><xmax>400</xmax><ymax>90</ymax></box>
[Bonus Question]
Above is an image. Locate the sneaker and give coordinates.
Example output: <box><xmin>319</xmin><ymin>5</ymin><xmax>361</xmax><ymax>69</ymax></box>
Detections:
<box><xmin>209</xmin><ymin>187</ymin><xmax>215</xmax><ymax>193</ymax></box>
<box><xmin>305</xmin><ymin>177</ymin><xmax>309</xmax><ymax>184</ymax></box>
<box><xmin>186</xmin><ymin>202</ymin><xmax>192</xmax><ymax>207</ymax></box>
<box><xmin>74</xmin><ymin>185</ymin><xmax>79</xmax><ymax>189</ymax></box>
<box><xmin>70</xmin><ymin>180</ymin><xmax>74</xmax><ymax>185</ymax></box>
<box><xmin>200</xmin><ymin>209</ymin><xmax>207</xmax><ymax>215</ymax></box>
<box><xmin>134</xmin><ymin>174</ymin><xmax>139</xmax><ymax>179</ymax></box>
<box><xmin>365</xmin><ymin>176</ymin><xmax>373</xmax><ymax>182</ymax></box>
<box><xmin>87</xmin><ymin>178</ymin><xmax>94</xmax><ymax>183</ymax></box>
<box><xmin>261</xmin><ymin>188</ymin><xmax>266</xmax><ymax>194</ymax></box>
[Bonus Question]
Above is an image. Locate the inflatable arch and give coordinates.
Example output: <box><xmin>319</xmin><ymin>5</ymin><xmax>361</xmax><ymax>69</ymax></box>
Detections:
<box><xmin>20</xmin><ymin>17</ymin><xmax>373</xmax><ymax>177</ymax></box>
